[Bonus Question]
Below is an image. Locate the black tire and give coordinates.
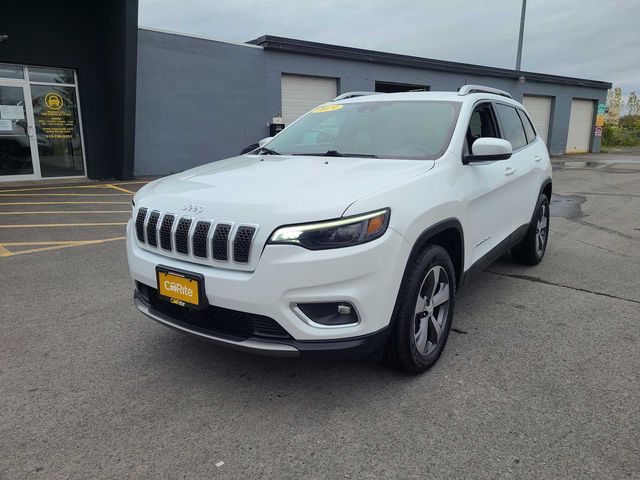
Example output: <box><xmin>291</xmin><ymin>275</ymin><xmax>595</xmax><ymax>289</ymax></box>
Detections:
<box><xmin>512</xmin><ymin>193</ymin><xmax>550</xmax><ymax>265</ymax></box>
<box><xmin>387</xmin><ymin>245</ymin><xmax>456</xmax><ymax>374</ymax></box>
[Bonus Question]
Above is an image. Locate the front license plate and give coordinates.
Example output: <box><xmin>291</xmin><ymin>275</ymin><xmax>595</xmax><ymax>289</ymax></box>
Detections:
<box><xmin>156</xmin><ymin>267</ymin><xmax>203</xmax><ymax>308</ymax></box>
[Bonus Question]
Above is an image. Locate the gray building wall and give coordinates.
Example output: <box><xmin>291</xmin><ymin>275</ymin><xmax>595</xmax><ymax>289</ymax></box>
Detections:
<box><xmin>135</xmin><ymin>29</ymin><xmax>608</xmax><ymax>175</ymax></box>
<box><xmin>135</xmin><ymin>29</ymin><xmax>267</xmax><ymax>176</ymax></box>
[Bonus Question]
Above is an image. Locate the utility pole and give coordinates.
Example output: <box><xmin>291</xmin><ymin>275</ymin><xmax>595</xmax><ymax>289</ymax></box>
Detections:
<box><xmin>515</xmin><ymin>0</ymin><xmax>527</xmax><ymax>71</ymax></box>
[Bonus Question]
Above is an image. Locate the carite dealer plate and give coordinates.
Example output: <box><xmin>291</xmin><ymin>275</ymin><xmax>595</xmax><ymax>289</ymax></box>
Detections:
<box><xmin>156</xmin><ymin>266</ymin><xmax>205</xmax><ymax>308</ymax></box>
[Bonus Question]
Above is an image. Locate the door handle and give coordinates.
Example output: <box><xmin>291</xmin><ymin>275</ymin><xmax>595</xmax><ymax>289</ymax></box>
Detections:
<box><xmin>504</xmin><ymin>167</ymin><xmax>516</xmax><ymax>176</ymax></box>
<box><xmin>534</xmin><ymin>155</ymin><xmax>542</xmax><ymax>162</ymax></box>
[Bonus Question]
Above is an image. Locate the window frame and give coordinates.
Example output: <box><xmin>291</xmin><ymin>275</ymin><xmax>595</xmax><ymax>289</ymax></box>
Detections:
<box><xmin>462</xmin><ymin>101</ymin><xmax>502</xmax><ymax>157</ymax></box>
<box><xmin>516</xmin><ymin>108</ymin><xmax>538</xmax><ymax>144</ymax></box>
<box><xmin>493</xmin><ymin>101</ymin><xmax>531</xmax><ymax>152</ymax></box>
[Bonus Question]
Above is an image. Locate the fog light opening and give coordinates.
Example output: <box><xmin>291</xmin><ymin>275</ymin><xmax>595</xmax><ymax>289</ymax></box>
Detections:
<box><xmin>295</xmin><ymin>302</ymin><xmax>359</xmax><ymax>327</ymax></box>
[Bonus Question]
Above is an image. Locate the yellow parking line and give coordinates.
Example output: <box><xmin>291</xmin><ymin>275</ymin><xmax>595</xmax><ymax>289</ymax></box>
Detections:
<box><xmin>0</xmin><ymin>181</ymin><xmax>149</xmax><ymax>193</ymax></box>
<box><xmin>2</xmin><ymin>237</ymin><xmax>126</xmax><ymax>246</ymax></box>
<box><xmin>106</xmin><ymin>184</ymin><xmax>135</xmax><ymax>194</ymax></box>
<box><xmin>0</xmin><ymin>222</ymin><xmax>127</xmax><ymax>228</ymax></box>
<box><xmin>0</xmin><ymin>193</ymin><xmax>131</xmax><ymax>197</ymax></box>
<box><xmin>0</xmin><ymin>201</ymin><xmax>130</xmax><ymax>205</ymax></box>
<box><xmin>0</xmin><ymin>236</ymin><xmax>126</xmax><ymax>257</ymax></box>
<box><xmin>0</xmin><ymin>210</ymin><xmax>131</xmax><ymax>215</ymax></box>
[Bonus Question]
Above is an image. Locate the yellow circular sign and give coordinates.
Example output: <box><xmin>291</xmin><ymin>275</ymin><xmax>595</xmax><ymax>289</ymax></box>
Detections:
<box><xmin>45</xmin><ymin>92</ymin><xmax>64</xmax><ymax>110</ymax></box>
<box><xmin>312</xmin><ymin>104</ymin><xmax>343</xmax><ymax>113</ymax></box>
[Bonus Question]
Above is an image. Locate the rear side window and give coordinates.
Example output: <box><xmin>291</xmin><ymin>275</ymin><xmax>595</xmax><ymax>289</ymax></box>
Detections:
<box><xmin>517</xmin><ymin>109</ymin><xmax>537</xmax><ymax>143</ymax></box>
<box><xmin>496</xmin><ymin>104</ymin><xmax>527</xmax><ymax>150</ymax></box>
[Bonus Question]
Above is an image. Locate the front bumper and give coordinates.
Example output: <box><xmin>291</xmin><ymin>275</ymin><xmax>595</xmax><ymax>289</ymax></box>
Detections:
<box><xmin>127</xmin><ymin>220</ymin><xmax>409</xmax><ymax>355</ymax></box>
<box><xmin>134</xmin><ymin>293</ymin><xmax>389</xmax><ymax>358</ymax></box>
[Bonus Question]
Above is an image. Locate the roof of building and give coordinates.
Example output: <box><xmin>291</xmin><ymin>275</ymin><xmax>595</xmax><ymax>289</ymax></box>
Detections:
<box><xmin>249</xmin><ymin>35</ymin><xmax>611</xmax><ymax>90</ymax></box>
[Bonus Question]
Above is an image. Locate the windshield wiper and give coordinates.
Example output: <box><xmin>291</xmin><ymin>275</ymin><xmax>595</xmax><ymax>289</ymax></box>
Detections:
<box><xmin>256</xmin><ymin>146</ymin><xmax>281</xmax><ymax>155</ymax></box>
<box><xmin>293</xmin><ymin>150</ymin><xmax>378</xmax><ymax>158</ymax></box>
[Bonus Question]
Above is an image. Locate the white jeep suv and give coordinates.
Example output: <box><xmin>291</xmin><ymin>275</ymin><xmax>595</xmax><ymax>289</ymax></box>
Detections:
<box><xmin>127</xmin><ymin>85</ymin><xmax>552</xmax><ymax>373</ymax></box>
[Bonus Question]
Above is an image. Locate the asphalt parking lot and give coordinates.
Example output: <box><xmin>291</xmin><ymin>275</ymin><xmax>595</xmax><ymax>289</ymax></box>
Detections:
<box><xmin>1</xmin><ymin>155</ymin><xmax>639</xmax><ymax>479</ymax></box>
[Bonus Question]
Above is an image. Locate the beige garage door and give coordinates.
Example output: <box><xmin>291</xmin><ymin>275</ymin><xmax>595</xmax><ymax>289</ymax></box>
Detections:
<box><xmin>566</xmin><ymin>99</ymin><xmax>595</xmax><ymax>153</ymax></box>
<box><xmin>522</xmin><ymin>95</ymin><xmax>552</xmax><ymax>144</ymax></box>
<box><xmin>281</xmin><ymin>74</ymin><xmax>337</xmax><ymax>126</ymax></box>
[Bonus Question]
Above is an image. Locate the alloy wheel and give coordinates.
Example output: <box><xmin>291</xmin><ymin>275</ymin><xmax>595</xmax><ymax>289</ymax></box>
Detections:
<box><xmin>535</xmin><ymin>203</ymin><xmax>549</xmax><ymax>257</ymax></box>
<box><xmin>413</xmin><ymin>265</ymin><xmax>450</xmax><ymax>356</ymax></box>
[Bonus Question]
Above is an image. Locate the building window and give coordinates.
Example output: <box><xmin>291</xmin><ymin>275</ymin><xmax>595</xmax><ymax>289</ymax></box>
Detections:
<box><xmin>375</xmin><ymin>81</ymin><xmax>429</xmax><ymax>93</ymax></box>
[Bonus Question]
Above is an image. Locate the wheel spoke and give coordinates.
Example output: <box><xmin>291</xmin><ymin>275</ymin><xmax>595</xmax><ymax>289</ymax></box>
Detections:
<box><xmin>432</xmin><ymin>282</ymin><xmax>450</xmax><ymax>307</ymax></box>
<box><xmin>415</xmin><ymin>299</ymin><xmax>426</xmax><ymax>317</ymax></box>
<box><xmin>415</xmin><ymin>318</ymin><xmax>429</xmax><ymax>353</ymax></box>
<box><xmin>430</xmin><ymin>267</ymin><xmax>441</xmax><ymax>299</ymax></box>
<box><xmin>429</xmin><ymin>315</ymin><xmax>442</xmax><ymax>344</ymax></box>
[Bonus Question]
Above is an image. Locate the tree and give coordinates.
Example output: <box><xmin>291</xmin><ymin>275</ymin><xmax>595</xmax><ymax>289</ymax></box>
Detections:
<box><xmin>627</xmin><ymin>91</ymin><xmax>640</xmax><ymax>116</ymax></box>
<box><xmin>606</xmin><ymin>87</ymin><xmax>622</xmax><ymax>124</ymax></box>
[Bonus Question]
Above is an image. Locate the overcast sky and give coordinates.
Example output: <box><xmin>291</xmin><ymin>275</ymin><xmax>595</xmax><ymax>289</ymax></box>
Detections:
<box><xmin>139</xmin><ymin>0</ymin><xmax>639</xmax><ymax>97</ymax></box>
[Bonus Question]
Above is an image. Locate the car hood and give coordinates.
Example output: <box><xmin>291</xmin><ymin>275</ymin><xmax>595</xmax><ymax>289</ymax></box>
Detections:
<box><xmin>136</xmin><ymin>155</ymin><xmax>434</xmax><ymax>223</ymax></box>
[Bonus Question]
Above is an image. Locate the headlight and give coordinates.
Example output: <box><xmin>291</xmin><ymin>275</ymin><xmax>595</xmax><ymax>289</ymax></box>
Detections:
<box><xmin>269</xmin><ymin>209</ymin><xmax>390</xmax><ymax>249</ymax></box>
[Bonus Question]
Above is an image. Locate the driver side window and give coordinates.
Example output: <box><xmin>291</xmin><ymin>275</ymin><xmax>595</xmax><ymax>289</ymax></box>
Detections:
<box><xmin>465</xmin><ymin>104</ymin><xmax>499</xmax><ymax>154</ymax></box>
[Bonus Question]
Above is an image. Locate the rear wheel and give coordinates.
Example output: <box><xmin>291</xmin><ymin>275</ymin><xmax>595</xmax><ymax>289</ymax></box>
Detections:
<box><xmin>512</xmin><ymin>194</ymin><xmax>550</xmax><ymax>265</ymax></box>
<box><xmin>388</xmin><ymin>245</ymin><xmax>455</xmax><ymax>374</ymax></box>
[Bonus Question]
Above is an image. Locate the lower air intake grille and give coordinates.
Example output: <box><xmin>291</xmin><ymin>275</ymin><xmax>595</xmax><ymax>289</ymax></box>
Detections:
<box><xmin>233</xmin><ymin>226</ymin><xmax>256</xmax><ymax>263</ymax></box>
<box><xmin>159</xmin><ymin>215</ymin><xmax>175</xmax><ymax>250</ymax></box>
<box><xmin>143</xmin><ymin>285</ymin><xmax>291</xmax><ymax>340</ymax></box>
<box><xmin>135</xmin><ymin>208</ymin><xmax>147</xmax><ymax>242</ymax></box>
<box><xmin>175</xmin><ymin>218</ymin><xmax>192</xmax><ymax>254</ymax></box>
<box><xmin>212</xmin><ymin>223</ymin><xmax>231</xmax><ymax>261</ymax></box>
<box><xmin>192</xmin><ymin>221</ymin><xmax>211</xmax><ymax>258</ymax></box>
<box><xmin>146</xmin><ymin>211</ymin><xmax>160</xmax><ymax>247</ymax></box>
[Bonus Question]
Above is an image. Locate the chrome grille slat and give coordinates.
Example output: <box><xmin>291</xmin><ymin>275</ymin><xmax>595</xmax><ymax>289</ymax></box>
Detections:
<box><xmin>233</xmin><ymin>226</ymin><xmax>256</xmax><ymax>263</ymax></box>
<box><xmin>212</xmin><ymin>223</ymin><xmax>232</xmax><ymax>261</ymax></box>
<box><xmin>135</xmin><ymin>208</ymin><xmax>147</xmax><ymax>242</ymax></box>
<box><xmin>192</xmin><ymin>221</ymin><xmax>211</xmax><ymax>258</ymax></box>
<box><xmin>175</xmin><ymin>218</ymin><xmax>192</xmax><ymax>255</ymax></box>
<box><xmin>159</xmin><ymin>214</ymin><xmax>175</xmax><ymax>251</ymax></box>
<box><xmin>146</xmin><ymin>211</ymin><xmax>160</xmax><ymax>247</ymax></box>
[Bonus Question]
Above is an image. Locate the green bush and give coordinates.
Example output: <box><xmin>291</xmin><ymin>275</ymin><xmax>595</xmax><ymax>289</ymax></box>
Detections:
<box><xmin>602</xmin><ymin>124</ymin><xmax>640</xmax><ymax>148</ymax></box>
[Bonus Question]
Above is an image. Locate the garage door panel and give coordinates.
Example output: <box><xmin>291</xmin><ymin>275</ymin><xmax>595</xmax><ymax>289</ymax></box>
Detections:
<box><xmin>281</xmin><ymin>74</ymin><xmax>337</xmax><ymax>125</ymax></box>
<box><xmin>522</xmin><ymin>95</ymin><xmax>551</xmax><ymax>144</ymax></box>
<box><xmin>566</xmin><ymin>99</ymin><xmax>594</xmax><ymax>154</ymax></box>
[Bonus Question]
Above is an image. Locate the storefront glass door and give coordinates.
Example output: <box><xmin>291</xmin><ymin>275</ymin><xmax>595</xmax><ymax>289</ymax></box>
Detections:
<box><xmin>0</xmin><ymin>64</ymin><xmax>86</xmax><ymax>181</ymax></box>
<box><xmin>0</xmin><ymin>81</ymin><xmax>39</xmax><ymax>180</ymax></box>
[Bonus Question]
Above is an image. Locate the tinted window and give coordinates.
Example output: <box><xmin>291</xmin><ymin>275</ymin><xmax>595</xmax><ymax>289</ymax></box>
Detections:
<box><xmin>266</xmin><ymin>100</ymin><xmax>461</xmax><ymax>160</ymax></box>
<box><xmin>496</xmin><ymin>104</ymin><xmax>527</xmax><ymax>150</ymax></box>
<box><xmin>28</xmin><ymin>67</ymin><xmax>75</xmax><ymax>84</ymax></box>
<box><xmin>466</xmin><ymin>104</ymin><xmax>498</xmax><ymax>153</ymax></box>
<box><xmin>517</xmin><ymin>109</ymin><xmax>537</xmax><ymax>143</ymax></box>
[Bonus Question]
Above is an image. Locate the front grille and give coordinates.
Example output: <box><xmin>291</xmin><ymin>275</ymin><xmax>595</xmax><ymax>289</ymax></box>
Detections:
<box><xmin>135</xmin><ymin>208</ymin><xmax>147</xmax><ymax>242</ymax></box>
<box><xmin>212</xmin><ymin>223</ymin><xmax>231</xmax><ymax>261</ymax></box>
<box><xmin>143</xmin><ymin>285</ymin><xmax>291</xmax><ymax>340</ymax></box>
<box><xmin>233</xmin><ymin>226</ymin><xmax>256</xmax><ymax>263</ymax></box>
<box><xmin>159</xmin><ymin>215</ymin><xmax>175</xmax><ymax>250</ymax></box>
<box><xmin>175</xmin><ymin>218</ymin><xmax>192</xmax><ymax>254</ymax></box>
<box><xmin>134</xmin><ymin>207</ymin><xmax>258</xmax><ymax>266</ymax></box>
<box><xmin>192</xmin><ymin>221</ymin><xmax>211</xmax><ymax>258</ymax></box>
<box><xmin>146</xmin><ymin>211</ymin><xmax>160</xmax><ymax>247</ymax></box>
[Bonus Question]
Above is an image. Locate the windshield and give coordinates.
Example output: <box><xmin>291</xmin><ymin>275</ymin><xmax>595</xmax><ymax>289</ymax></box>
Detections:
<box><xmin>264</xmin><ymin>100</ymin><xmax>461</xmax><ymax>160</ymax></box>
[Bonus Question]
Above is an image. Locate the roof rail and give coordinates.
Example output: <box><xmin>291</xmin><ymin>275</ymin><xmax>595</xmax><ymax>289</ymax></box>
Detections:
<box><xmin>333</xmin><ymin>91</ymin><xmax>382</xmax><ymax>101</ymax></box>
<box><xmin>457</xmin><ymin>85</ymin><xmax>512</xmax><ymax>99</ymax></box>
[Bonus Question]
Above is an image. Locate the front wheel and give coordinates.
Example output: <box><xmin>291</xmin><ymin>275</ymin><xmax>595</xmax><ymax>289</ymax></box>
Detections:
<box><xmin>512</xmin><ymin>193</ymin><xmax>550</xmax><ymax>265</ymax></box>
<box><xmin>387</xmin><ymin>245</ymin><xmax>455</xmax><ymax>374</ymax></box>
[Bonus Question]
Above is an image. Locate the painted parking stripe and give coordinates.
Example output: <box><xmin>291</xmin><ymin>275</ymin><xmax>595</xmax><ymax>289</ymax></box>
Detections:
<box><xmin>0</xmin><ymin>222</ymin><xmax>128</xmax><ymax>228</ymax></box>
<box><xmin>105</xmin><ymin>184</ymin><xmax>135</xmax><ymax>194</ymax></box>
<box><xmin>0</xmin><ymin>201</ymin><xmax>131</xmax><ymax>205</ymax></box>
<box><xmin>0</xmin><ymin>210</ymin><xmax>131</xmax><ymax>215</ymax></box>
<box><xmin>0</xmin><ymin>180</ymin><xmax>150</xmax><ymax>193</ymax></box>
<box><xmin>0</xmin><ymin>236</ymin><xmax>126</xmax><ymax>257</ymax></box>
<box><xmin>0</xmin><ymin>193</ymin><xmax>131</xmax><ymax>197</ymax></box>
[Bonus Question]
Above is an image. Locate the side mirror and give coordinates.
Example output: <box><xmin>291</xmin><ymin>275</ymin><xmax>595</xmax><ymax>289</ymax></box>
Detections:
<box><xmin>463</xmin><ymin>138</ymin><xmax>512</xmax><ymax>164</ymax></box>
<box><xmin>258</xmin><ymin>137</ymin><xmax>273</xmax><ymax>147</ymax></box>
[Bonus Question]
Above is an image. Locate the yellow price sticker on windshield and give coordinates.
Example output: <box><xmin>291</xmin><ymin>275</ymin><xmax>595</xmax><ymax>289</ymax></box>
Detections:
<box><xmin>312</xmin><ymin>104</ymin><xmax>343</xmax><ymax>113</ymax></box>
